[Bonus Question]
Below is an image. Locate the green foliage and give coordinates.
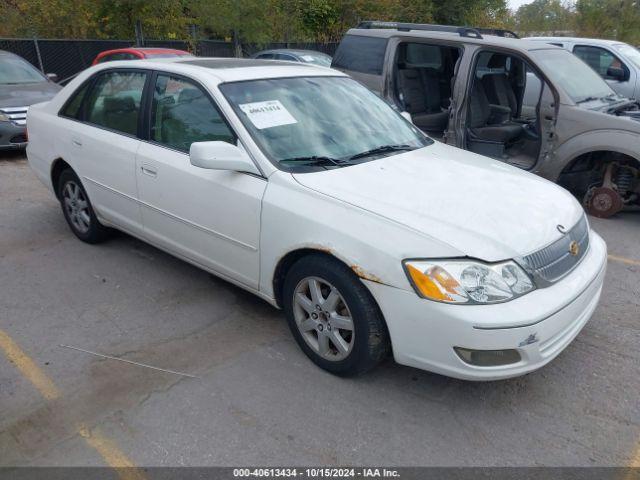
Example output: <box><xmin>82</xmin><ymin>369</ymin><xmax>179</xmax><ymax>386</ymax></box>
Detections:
<box><xmin>514</xmin><ymin>0</ymin><xmax>574</xmax><ymax>35</ymax></box>
<box><xmin>5</xmin><ymin>0</ymin><xmax>639</xmax><ymax>46</ymax></box>
<box><xmin>514</xmin><ymin>0</ymin><xmax>640</xmax><ymax>44</ymax></box>
<box><xmin>575</xmin><ymin>0</ymin><xmax>640</xmax><ymax>44</ymax></box>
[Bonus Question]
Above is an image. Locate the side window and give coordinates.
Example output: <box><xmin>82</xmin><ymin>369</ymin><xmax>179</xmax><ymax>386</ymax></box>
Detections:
<box><xmin>98</xmin><ymin>53</ymin><xmax>136</xmax><ymax>63</ymax></box>
<box><xmin>275</xmin><ymin>53</ymin><xmax>296</xmax><ymax>61</ymax></box>
<box><xmin>405</xmin><ymin>44</ymin><xmax>442</xmax><ymax>69</ymax></box>
<box><xmin>257</xmin><ymin>53</ymin><xmax>274</xmax><ymax>59</ymax></box>
<box><xmin>573</xmin><ymin>45</ymin><xmax>625</xmax><ymax>79</ymax></box>
<box><xmin>60</xmin><ymin>81</ymin><xmax>91</xmax><ymax>120</ymax></box>
<box><xmin>332</xmin><ymin>35</ymin><xmax>388</xmax><ymax>75</ymax></box>
<box><xmin>150</xmin><ymin>74</ymin><xmax>235</xmax><ymax>152</ymax></box>
<box><xmin>84</xmin><ymin>70</ymin><xmax>147</xmax><ymax>136</ymax></box>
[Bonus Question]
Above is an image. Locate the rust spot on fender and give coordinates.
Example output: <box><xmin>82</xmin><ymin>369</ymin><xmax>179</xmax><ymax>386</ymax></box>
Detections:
<box><xmin>351</xmin><ymin>265</ymin><xmax>384</xmax><ymax>284</ymax></box>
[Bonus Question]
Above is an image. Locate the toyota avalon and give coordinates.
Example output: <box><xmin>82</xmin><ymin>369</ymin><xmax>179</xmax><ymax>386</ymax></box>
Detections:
<box><xmin>26</xmin><ymin>58</ymin><xmax>607</xmax><ymax>379</ymax></box>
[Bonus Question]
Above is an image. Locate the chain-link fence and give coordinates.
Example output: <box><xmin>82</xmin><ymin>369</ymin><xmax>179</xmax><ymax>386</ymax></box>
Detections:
<box><xmin>0</xmin><ymin>38</ymin><xmax>339</xmax><ymax>84</ymax></box>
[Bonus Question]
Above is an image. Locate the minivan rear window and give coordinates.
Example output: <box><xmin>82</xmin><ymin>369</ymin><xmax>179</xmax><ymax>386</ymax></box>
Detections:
<box><xmin>332</xmin><ymin>35</ymin><xmax>388</xmax><ymax>75</ymax></box>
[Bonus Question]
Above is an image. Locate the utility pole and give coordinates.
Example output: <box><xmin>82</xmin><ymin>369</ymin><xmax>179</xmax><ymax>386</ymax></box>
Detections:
<box><xmin>135</xmin><ymin>20</ymin><xmax>145</xmax><ymax>47</ymax></box>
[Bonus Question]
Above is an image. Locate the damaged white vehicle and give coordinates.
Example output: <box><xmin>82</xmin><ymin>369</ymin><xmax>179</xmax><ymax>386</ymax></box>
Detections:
<box><xmin>27</xmin><ymin>58</ymin><xmax>607</xmax><ymax>380</ymax></box>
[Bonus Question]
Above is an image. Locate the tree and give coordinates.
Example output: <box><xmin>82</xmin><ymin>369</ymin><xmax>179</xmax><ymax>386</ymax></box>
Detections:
<box><xmin>575</xmin><ymin>0</ymin><xmax>640</xmax><ymax>44</ymax></box>
<box><xmin>432</xmin><ymin>0</ymin><xmax>510</xmax><ymax>27</ymax></box>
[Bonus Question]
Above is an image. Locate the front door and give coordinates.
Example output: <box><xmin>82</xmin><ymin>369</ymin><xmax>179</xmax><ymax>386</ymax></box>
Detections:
<box><xmin>136</xmin><ymin>72</ymin><xmax>266</xmax><ymax>288</ymax></box>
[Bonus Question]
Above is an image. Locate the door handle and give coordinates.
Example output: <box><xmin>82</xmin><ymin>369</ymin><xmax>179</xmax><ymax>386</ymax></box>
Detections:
<box><xmin>140</xmin><ymin>165</ymin><xmax>158</xmax><ymax>177</ymax></box>
<box><xmin>71</xmin><ymin>138</ymin><xmax>82</xmax><ymax>147</ymax></box>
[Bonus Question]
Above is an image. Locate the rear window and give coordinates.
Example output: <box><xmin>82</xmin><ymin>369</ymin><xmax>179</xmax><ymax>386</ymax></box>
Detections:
<box><xmin>332</xmin><ymin>35</ymin><xmax>388</xmax><ymax>75</ymax></box>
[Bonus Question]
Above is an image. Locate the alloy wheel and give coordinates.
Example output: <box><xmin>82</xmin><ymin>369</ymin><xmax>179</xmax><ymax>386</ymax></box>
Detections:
<box><xmin>292</xmin><ymin>276</ymin><xmax>355</xmax><ymax>361</ymax></box>
<box><xmin>62</xmin><ymin>181</ymin><xmax>91</xmax><ymax>234</ymax></box>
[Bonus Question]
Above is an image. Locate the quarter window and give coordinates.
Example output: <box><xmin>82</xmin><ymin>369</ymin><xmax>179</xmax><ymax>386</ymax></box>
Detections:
<box><xmin>84</xmin><ymin>70</ymin><xmax>147</xmax><ymax>136</ymax></box>
<box><xmin>573</xmin><ymin>45</ymin><xmax>626</xmax><ymax>80</ymax></box>
<box><xmin>150</xmin><ymin>74</ymin><xmax>235</xmax><ymax>152</ymax></box>
<box><xmin>332</xmin><ymin>35</ymin><xmax>388</xmax><ymax>75</ymax></box>
<box><xmin>60</xmin><ymin>81</ymin><xmax>91</xmax><ymax>120</ymax></box>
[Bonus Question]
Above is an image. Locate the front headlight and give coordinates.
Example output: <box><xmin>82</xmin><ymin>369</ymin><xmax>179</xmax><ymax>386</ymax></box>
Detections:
<box><xmin>403</xmin><ymin>259</ymin><xmax>534</xmax><ymax>304</ymax></box>
<box><xmin>0</xmin><ymin>113</ymin><xmax>10</xmax><ymax>122</ymax></box>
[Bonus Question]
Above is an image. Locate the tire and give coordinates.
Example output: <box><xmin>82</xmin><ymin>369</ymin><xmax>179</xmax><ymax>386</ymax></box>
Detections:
<box><xmin>58</xmin><ymin>169</ymin><xmax>110</xmax><ymax>244</ymax></box>
<box><xmin>283</xmin><ymin>254</ymin><xmax>390</xmax><ymax>376</ymax></box>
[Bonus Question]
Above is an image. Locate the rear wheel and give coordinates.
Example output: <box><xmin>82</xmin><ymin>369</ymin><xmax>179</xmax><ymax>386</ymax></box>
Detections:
<box><xmin>58</xmin><ymin>169</ymin><xmax>110</xmax><ymax>243</ymax></box>
<box><xmin>283</xmin><ymin>255</ymin><xmax>390</xmax><ymax>376</ymax></box>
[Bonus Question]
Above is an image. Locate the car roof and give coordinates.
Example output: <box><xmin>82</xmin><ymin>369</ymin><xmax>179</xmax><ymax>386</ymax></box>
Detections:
<box><xmin>346</xmin><ymin>28</ymin><xmax>562</xmax><ymax>53</ymax></box>
<box><xmin>91</xmin><ymin>57</ymin><xmax>344</xmax><ymax>83</ymax></box>
<box><xmin>523</xmin><ymin>36</ymin><xmax>627</xmax><ymax>47</ymax></box>
<box><xmin>0</xmin><ymin>50</ymin><xmax>22</xmax><ymax>57</ymax></box>
<box><xmin>256</xmin><ymin>49</ymin><xmax>330</xmax><ymax>56</ymax></box>
<box><xmin>98</xmin><ymin>47</ymin><xmax>191</xmax><ymax>56</ymax></box>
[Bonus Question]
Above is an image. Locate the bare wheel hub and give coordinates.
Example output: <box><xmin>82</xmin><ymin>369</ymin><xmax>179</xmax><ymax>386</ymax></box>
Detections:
<box><xmin>585</xmin><ymin>186</ymin><xmax>623</xmax><ymax>218</ymax></box>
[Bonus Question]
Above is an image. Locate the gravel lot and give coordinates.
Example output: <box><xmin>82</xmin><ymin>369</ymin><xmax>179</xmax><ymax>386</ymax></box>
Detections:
<box><xmin>1</xmin><ymin>152</ymin><xmax>639</xmax><ymax>468</ymax></box>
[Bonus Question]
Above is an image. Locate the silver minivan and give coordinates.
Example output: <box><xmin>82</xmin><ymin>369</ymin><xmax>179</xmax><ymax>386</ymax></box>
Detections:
<box><xmin>332</xmin><ymin>22</ymin><xmax>640</xmax><ymax>218</ymax></box>
<box><xmin>525</xmin><ymin>37</ymin><xmax>640</xmax><ymax>101</ymax></box>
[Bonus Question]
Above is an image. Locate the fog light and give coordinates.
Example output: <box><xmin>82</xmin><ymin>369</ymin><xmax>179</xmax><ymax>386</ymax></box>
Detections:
<box><xmin>454</xmin><ymin>347</ymin><xmax>521</xmax><ymax>367</ymax></box>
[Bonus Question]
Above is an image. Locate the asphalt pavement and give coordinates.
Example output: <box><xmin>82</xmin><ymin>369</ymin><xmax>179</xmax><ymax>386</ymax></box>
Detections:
<box><xmin>1</xmin><ymin>152</ymin><xmax>639</xmax><ymax>469</ymax></box>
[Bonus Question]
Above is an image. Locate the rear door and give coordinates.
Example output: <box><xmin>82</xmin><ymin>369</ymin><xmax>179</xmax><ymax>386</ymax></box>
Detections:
<box><xmin>135</xmin><ymin>72</ymin><xmax>266</xmax><ymax>288</ymax></box>
<box><xmin>61</xmin><ymin>69</ymin><xmax>148</xmax><ymax>233</ymax></box>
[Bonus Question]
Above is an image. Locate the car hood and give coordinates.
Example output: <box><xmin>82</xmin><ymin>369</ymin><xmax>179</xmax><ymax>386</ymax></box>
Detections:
<box><xmin>0</xmin><ymin>82</ymin><xmax>61</xmax><ymax>108</ymax></box>
<box><xmin>292</xmin><ymin>142</ymin><xmax>584</xmax><ymax>262</ymax></box>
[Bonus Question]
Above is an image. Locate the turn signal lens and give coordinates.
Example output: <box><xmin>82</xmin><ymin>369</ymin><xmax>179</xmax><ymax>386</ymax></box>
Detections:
<box><xmin>404</xmin><ymin>259</ymin><xmax>534</xmax><ymax>304</ymax></box>
<box><xmin>405</xmin><ymin>264</ymin><xmax>468</xmax><ymax>303</ymax></box>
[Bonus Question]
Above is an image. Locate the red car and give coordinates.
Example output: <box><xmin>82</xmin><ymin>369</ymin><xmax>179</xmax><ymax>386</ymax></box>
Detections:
<box><xmin>91</xmin><ymin>47</ymin><xmax>192</xmax><ymax>65</ymax></box>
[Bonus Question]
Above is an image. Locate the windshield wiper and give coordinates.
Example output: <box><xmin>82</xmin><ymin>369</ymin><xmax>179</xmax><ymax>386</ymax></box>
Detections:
<box><xmin>576</xmin><ymin>96</ymin><xmax>599</xmax><ymax>104</ymax></box>
<box><xmin>280</xmin><ymin>156</ymin><xmax>351</xmax><ymax>168</ymax></box>
<box><xmin>348</xmin><ymin>144</ymin><xmax>415</xmax><ymax>160</ymax></box>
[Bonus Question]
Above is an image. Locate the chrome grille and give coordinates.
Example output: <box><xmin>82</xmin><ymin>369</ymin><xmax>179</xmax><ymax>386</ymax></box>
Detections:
<box><xmin>521</xmin><ymin>215</ymin><xmax>590</xmax><ymax>285</ymax></box>
<box><xmin>0</xmin><ymin>106</ymin><xmax>28</xmax><ymax>126</ymax></box>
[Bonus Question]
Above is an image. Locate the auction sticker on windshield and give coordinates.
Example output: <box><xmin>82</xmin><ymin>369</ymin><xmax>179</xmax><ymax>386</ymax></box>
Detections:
<box><xmin>239</xmin><ymin>100</ymin><xmax>297</xmax><ymax>129</ymax></box>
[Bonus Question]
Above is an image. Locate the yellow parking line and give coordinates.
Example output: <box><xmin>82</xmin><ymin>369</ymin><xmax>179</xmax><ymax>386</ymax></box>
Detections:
<box><xmin>0</xmin><ymin>329</ymin><xmax>60</xmax><ymax>400</ymax></box>
<box><xmin>630</xmin><ymin>442</ymin><xmax>640</xmax><ymax>467</ymax></box>
<box><xmin>608</xmin><ymin>254</ymin><xmax>640</xmax><ymax>267</ymax></box>
<box><xmin>0</xmin><ymin>328</ymin><xmax>145</xmax><ymax>479</ymax></box>
<box><xmin>78</xmin><ymin>424</ymin><xmax>146</xmax><ymax>480</ymax></box>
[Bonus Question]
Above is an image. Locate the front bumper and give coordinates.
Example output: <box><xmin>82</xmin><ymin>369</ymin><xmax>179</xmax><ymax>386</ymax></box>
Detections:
<box><xmin>365</xmin><ymin>231</ymin><xmax>607</xmax><ymax>381</ymax></box>
<box><xmin>0</xmin><ymin>122</ymin><xmax>27</xmax><ymax>150</ymax></box>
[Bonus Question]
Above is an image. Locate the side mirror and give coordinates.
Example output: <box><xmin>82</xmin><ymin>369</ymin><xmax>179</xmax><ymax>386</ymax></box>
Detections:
<box><xmin>189</xmin><ymin>141</ymin><xmax>260</xmax><ymax>175</ymax></box>
<box><xmin>607</xmin><ymin>66</ymin><xmax>627</xmax><ymax>81</ymax></box>
<box><xmin>46</xmin><ymin>73</ymin><xmax>58</xmax><ymax>83</ymax></box>
<box><xmin>400</xmin><ymin>111</ymin><xmax>413</xmax><ymax>123</ymax></box>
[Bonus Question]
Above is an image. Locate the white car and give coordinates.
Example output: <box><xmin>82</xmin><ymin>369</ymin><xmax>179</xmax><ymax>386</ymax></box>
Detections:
<box><xmin>26</xmin><ymin>58</ymin><xmax>607</xmax><ymax>380</ymax></box>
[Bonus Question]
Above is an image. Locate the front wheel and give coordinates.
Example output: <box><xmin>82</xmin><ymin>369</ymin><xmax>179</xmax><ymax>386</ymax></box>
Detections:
<box><xmin>58</xmin><ymin>169</ymin><xmax>110</xmax><ymax>244</ymax></box>
<box><xmin>283</xmin><ymin>255</ymin><xmax>390</xmax><ymax>376</ymax></box>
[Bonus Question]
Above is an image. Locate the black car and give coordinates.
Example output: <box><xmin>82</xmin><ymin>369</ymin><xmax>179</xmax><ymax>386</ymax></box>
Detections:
<box><xmin>0</xmin><ymin>51</ymin><xmax>61</xmax><ymax>150</ymax></box>
<box><xmin>251</xmin><ymin>49</ymin><xmax>332</xmax><ymax>67</ymax></box>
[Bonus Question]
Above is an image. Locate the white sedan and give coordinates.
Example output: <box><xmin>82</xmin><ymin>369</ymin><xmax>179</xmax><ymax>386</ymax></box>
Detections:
<box><xmin>26</xmin><ymin>58</ymin><xmax>607</xmax><ymax>380</ymax></box>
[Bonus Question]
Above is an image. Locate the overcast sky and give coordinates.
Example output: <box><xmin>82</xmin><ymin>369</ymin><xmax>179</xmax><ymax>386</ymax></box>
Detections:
<box><xmin>508</xmin><ymin>0</ymin><xmax>534</xmax><ymax>10</ymax></box>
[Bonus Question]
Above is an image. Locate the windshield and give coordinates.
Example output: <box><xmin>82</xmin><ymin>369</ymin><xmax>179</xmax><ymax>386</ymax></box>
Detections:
<box><xmin>0</xmin><ymin>55</ymin><xmax>47</xmax><ymax>84</ymax></box>
<box><xmin>615</xmin><ymin>44</ymin><xmax>640</xmax><ymax>69</ymax></box>
<box><xmin>220</xmin><ymin>76</ymin><xmax>431</xmax><ymax>170</ymax></box>
<box><xmin>299</xmin><ymin>53</ymin><xmax>332</xmax><ymax>67</ymax></box>
<box><xmin>530</xmin><ymin>48</ymin><xmax>614</xmax><ymax>103</ymax></box>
